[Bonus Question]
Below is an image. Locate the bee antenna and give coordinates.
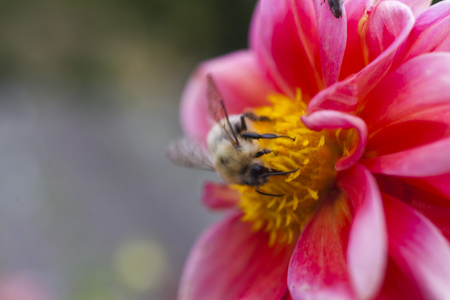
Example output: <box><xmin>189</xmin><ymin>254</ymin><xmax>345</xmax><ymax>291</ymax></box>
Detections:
<box><xmin>263</xmin><ymin>168</ymin><xmax>299</xmax><ymax>178</ymax></box>
<box><xmin>255</xmin><ymin>187</ymin><xmax>284</xmax><ymax>197</ymax></box>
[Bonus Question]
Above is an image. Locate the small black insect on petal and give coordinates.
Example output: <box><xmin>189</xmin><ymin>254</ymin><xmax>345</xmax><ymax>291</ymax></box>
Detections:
<box><xmin>328</xmin><ymin>0</ymin><xmax>343</xmax><ymax>18</ymax></box>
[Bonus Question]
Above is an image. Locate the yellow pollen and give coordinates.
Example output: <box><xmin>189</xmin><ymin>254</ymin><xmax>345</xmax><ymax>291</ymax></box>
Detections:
<box><xmin>234</xmin><ymin>92</ymin><xmax>339</xmax><ymax>246</ymax></box>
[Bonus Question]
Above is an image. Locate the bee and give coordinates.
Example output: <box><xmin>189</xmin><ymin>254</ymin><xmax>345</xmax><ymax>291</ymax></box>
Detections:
<box><xmin>167</xmin><ymin>74</ymin><xmax>297</xmax><ymax>196</ymax></box>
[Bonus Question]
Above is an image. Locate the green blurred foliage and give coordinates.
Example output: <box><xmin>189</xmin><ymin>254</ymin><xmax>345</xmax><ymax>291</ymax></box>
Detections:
<box><xmin>0</xmin><ymin>0</ymin><xmax>257</xmax><ymax>107</ymax></box>
<box><xmin>105</xmin><ymin>0</ymin><xmax>257</xmax><ymax>56</ymax></box>
<box><xmin>0</xmin><ymin>0</ymin><xmax>256</xmax><ymax>73</ymax></box>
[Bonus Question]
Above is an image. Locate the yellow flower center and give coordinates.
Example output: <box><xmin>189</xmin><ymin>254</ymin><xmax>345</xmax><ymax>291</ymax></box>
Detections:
<box><xmin>234</xmin><ymin>91</ymin><xmax>340</xmax><ymax>246</ymax></box>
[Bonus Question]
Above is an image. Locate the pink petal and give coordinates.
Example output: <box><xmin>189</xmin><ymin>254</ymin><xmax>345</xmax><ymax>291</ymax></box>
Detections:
<box><xmin>357</xmin><ymin>1</ymin><xmax>415</xmax><ymax>99</ymax></box>
<box><xmin>362</xmin><ymin>136</ymin><xmax>450</xmax><ymax>177</ymax></box>
<box><xmin>401</xmin><ymin>179</ymin><xmax>450</xmax><ymax>241</ymax></box>
<box><xmin>362</xmin><ymin>1</ymin><xmax>413</xmax><ymax>64</ymax></box>
<box><xmin>301</xmin><ymin>110</ymin><xmax>368</xmax><ymax>171</ymax></box>
<box><xmin>338</xmin><ymin>165</ymin><xmax>387</xmax><ymax>300</ymax></box>
<box><xmin>383</xmin><ymin>193</ymin><xmax>450</xmax><ymax>300</ymax></box>
<box><xmin>339</xmin><ymin>0</ymin><xmax>372</xmax><ymax>80</ymax></box>
<box><xmin>0</xmin><ymin>272</ymin><xmax>53</xmax><ymax>300</ymax></box>
<box><xmin>365</xmin><ymin>104</ymin><xmax>450</xmax><ymax>157</ymax></box>
<box><xmin>180</xmin><ymin>50</ymin><xmax>275</xmax><ymax>143</ymax></box>
<box><xmin>250</xmin><ymin>0</ymin><xmax>322</xmax><ymax>98</ymax></box>
<box><xmin>392</xmin><ymin>0</ymin><xmax>432</xmax><ymax>17</ymax></box>
<box><xmin>201</xmin><ymin>182</ymin><xmax>240</xmax><ymax>210</ymax></box>
<box><xmin>179</xmin><ymin>213</ymin><xmax>294</xmax><ymax>300</ymax></box>
<box><xmin>308</xmin><ymin>1</ymin><xmax>416</xmax><ymax>113</ymax></box>
<box><xmin>377</xmin><ymin>175</ymin><xmax>450</xmax><ymax>241</ymax></box>
<box><xmin>313</xmin><ymin>0</ymin><xmax>347</xmax><ymax>87</ymax></box>
<box><xmin>404</xmin><ymin>174</ymin><xmax>450</xmax><ymax>200</ymax></box>
<box><xmin>376</xmin><ymin>257</ymin><xmax>426</xmax><ymax>300</ymax></box>
<box><xmin>396</xmin><ymin>0</ymin><xmax>450</xmax><ymax>65</ymax></box>
<box><xmin>361</xmin><ymin>52</ymin><xmax>450</xmax><ymax>135</ymax></box>
<box><xmin>306</xmin><ymin>74</ymin><xmax>359</xmax><ymax>114</ymax></box>
<box><xmin>248</xmin><ymin>1</ymin><xmax>289</xmax><ymax>95</ymax></box>
<box><xmin>291</xmin><ymin>0</ymin><xmax>322</xmax><ymax>81</ymax></box>
<box><xmin>288</xmin><ymin>191</ymin><xmax>354</xmax><ymax>300</ymax></box>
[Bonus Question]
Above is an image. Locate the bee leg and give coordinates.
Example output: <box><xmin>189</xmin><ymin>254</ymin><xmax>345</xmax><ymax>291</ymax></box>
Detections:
<box><xmin>239</xmin><ymin>113</ymin><xmax>270</xmax><ymax>133</ymax></box>
<box><xmin>242</xmin><ymin>112</ymin><xmax>271</xmax><ymax>122</ymax></box>
<box><xmin>239</xmin><ymin>115</ymin><xmax>248</xmax><ymax>132</ymax></box>
<box><xmin>255</xmin><ymin>187</ymin><xmax>283</xmax><ymax>197</ymax></box>
<box><xmin>254</xmin><ymin>149</ymin><xmax>272</xmax><ymax>158</ymax></box>
<box><xmin>239</xmin><ymin>112</ymin><xmax>272</xmax><ymax>134</ymax></box>
<box><xmin>241</xmin><ymin>132</ymin><xmax>295</xmax><ymax>141</ymax></box>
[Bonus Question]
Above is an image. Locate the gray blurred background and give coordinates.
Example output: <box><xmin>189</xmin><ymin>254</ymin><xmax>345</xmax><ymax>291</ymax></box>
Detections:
<box><xmin>0</xmin><ymin>1</ymin><xmax>255</xmax><ymax>299</ymax></box>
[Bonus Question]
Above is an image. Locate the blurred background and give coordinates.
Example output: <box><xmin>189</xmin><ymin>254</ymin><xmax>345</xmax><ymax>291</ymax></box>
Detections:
<box><xmin>0</xmin><ymin>1</ymin><xmax>256</xmax><ymax>299</ymax></box>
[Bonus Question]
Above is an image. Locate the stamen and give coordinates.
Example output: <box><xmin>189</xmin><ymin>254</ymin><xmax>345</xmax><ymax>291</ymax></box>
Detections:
<box><xmin>235</xmin><ymin>93</ymin><xmax>340</xmax><ymax>245</ymax></box>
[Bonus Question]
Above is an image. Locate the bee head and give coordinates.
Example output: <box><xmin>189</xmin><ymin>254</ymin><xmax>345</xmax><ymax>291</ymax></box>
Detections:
<box><xmin>241</xmin><ymin>163</ymin><xmax>271</xmax><ymax>186</ymax></box>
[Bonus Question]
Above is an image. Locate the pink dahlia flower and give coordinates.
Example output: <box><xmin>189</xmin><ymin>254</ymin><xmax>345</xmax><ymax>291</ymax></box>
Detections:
<box><xmin>174</xmin><ymin>0</ymin><xmax>450</xmax><ymax>299</ymax></box>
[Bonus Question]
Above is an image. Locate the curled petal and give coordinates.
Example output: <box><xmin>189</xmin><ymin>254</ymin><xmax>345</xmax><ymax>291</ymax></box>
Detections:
<box><xmin>313</xmin><ymin>0</ymin><xmax>347</xmax><ymax>87</ymax></box>
<box><xmin>397</xmin><ymin>0</ymin><xmax>450</xmax><ymax>65</ymax></box>
<box><xmin>201</xmin><ymin>182</ymin><xmax>240</xmax><ymax>210</ymax></box>
<box><xmin>288</xmin><ymin>191</ymin><xmax>354</xmax><ymax>300</ymax></box>
<box><xmin>180</xmin><ymin>50</ymin><xmax>275</xmax><ymax>143</ymax></box>
<box><xmin>363</xmin><ymin>136</ymin><xmax>450</xmax><ymax>177</ymax></box>
<box><xmin>383</xmin><ymin>194</ymin><xmax>450</xmax><ymax>300</ymax></box>
<box><xmin>394</xmin><ymin>0</ymin><xmax>432</xmax><ymax>17</ymax></box>
<box><xmin>357</xmin><ymin>1</ymin><xmax>415</xmax><ymax>99</ymax></box>
<box><xmin>361</xmin><ymin>1</ymin><xmax>414</xmax><ymax>64</ymax></box>
<box><xmin>250</xmin><ymin>0</ymin><xmax>322</xmax><ymax>98</ymax></box>
<box><xmin>301</xmin><ymin>110</ymin><xmax>368</xmax><ymax>171</ymax></box>
<box><xmin>307</xmin><ymin>74</ymin><xmax>358</xmax><ymax>114</ymax></box>
<box><xmin>179</xmin><ymin>213</ymin><xmax>294</xmax><ymax>300</ymax></box>
<box><xmin>338</xmin><ymin>165</ymin><xmax>387</xmax><ymax>300</ymax></box>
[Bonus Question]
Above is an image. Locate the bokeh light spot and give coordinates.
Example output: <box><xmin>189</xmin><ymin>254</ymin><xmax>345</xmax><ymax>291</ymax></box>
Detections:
<box><xmin>114</xmin><ymin>238</ymin><xmax>169</xmax><ymax>293</ymax></box>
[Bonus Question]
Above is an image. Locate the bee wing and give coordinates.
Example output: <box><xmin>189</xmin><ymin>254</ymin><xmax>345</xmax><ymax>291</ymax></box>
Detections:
<box><xmin>206</xmin><ymin>74</ymin><xmax>240</xmax><ymax>147</ymax></box>
<box><xmin>166</xmin><ymin>138</ymin><xmax>215</xmax><ymax>171</ymax></box>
